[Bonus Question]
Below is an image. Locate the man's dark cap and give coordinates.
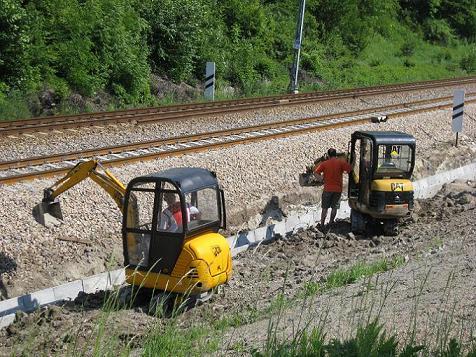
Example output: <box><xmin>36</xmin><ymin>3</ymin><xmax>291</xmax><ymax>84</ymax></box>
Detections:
<box><xmin>327</xmin><ymin>148</ymin><xmax>337</xmax><ymax>157</ymax></box>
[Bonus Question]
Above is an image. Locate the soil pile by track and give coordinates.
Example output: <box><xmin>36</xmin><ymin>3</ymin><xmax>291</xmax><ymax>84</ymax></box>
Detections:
<box><xmin>1</xmin><ymin>178</ymin><xmax>474</xmax><ymax>355</ymax></box>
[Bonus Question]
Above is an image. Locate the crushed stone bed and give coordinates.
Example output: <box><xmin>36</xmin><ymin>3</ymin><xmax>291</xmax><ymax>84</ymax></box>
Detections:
<box><xmin>0</xmin><ymin>83</ymin><xmax>475</xmax><ymax>162</ymax></box>
<box><xmin>0</xmin><ymin>102</ymin><xmax>474</xmax><ymax>300</ymax></box>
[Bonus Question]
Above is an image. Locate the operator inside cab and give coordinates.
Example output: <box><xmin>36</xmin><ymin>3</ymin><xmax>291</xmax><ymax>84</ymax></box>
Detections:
<box><xmin>159</xmin><ymin>192</ymin><xmax>200</xmax><ymax>232</ymax></box>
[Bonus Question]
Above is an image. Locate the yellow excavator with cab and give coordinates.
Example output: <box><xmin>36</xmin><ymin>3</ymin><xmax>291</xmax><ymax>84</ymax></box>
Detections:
<box><xmin>348</xmin><ymin>131</ymin><xmax>416</xmax><ymax>235</ymax></box>
<box><xmin>299</xmin><ymin>130</ymin><xmax>416</xmax><ymax>236</ymax></box>
<box><xmin>34</xmin><ymin>160</ymin><xmax>232</xmax><ymax>309</ymax></box>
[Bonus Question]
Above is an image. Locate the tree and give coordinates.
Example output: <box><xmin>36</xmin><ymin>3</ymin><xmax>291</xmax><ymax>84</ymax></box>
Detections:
<box><xmin>0</xmin><ymin>0</ymin><xmax>31</xmax><ymax>88</ymax></box>
<box><xmin>140</xmin><ymin>0</ymin><xmax>209</xmax><ymax>82</ymax></box>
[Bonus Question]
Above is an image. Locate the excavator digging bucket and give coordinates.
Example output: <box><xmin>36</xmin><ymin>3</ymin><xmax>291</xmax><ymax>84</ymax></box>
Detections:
<box><xmin>299</xmin><ymin>172</ymin><xmax>324</xmax><ymax>187</ymax></box>
<box><xmin>32</xmin><ymin>200</ymin><xmax>64</xmax><ymax>227</ymax></box>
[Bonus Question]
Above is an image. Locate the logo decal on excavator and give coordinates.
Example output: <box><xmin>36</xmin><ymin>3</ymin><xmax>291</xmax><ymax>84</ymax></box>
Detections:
<box><xmin>391</xmin><ymin>182</ymin><xmax>404</xmax><ymax>191</ymax></box>
<box><xmin>212</xmin><ymin>246</ymin><xmax>222</xmax><ymax>256</ymax></box>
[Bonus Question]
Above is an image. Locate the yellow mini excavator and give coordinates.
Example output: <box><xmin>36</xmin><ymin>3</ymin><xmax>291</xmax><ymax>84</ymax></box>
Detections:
<box><xmin>299</xmin><ymin>130</ymin><xmax>416</xmax><ymax>236</ymax></box>
<box><xmin>34</xmin><ymin>160</ymin><xmax>232</xmax><ymax>308</ymax></box>
<box><xmin>348</xmin><ymin>131</ymin><xmax>416</xmax><ymax>236</ymax></box>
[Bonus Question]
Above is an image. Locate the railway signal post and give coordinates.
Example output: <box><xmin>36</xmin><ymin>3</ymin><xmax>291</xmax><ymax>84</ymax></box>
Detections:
<box><xmin>205</xmin><ymin>62</ymin><xmax>216</xmax><ymax>101</ymax></box>
<box><xmin>452</xmin><ymin>89</ymin><xmax>464</xmax><ymax>147</ymax></box>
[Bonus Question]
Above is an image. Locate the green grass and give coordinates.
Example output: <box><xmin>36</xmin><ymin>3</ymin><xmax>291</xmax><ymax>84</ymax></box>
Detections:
<box><xmin>9</xmin><ymin>255</ymin><xmax>476</xmax><ymax>356</ymax></box>
<box><xmin>253</xmin><ymin>317</ymin><xmax>476</xmax><ymax>357</ymax></box>
<box><xmin>141</xmin><ymin>323</ymin><xmax>220</xmax><ymax>357</ymax></box>
<box><xmin>299</xmin><ymin>21</ymin><xmax>474</xmax><ymax>93</ymax></box>
<box><xmin>325</xmin><ymin>256</ymin><xmax>405</xmax><ymax>289</ymax></box>
<box><xmin>301</xmin><ymin>256</ymin><xmax>405</xmax><ymax>298</ymax></box>
<box><xmin>252</xmin><ymin>318</ymin><xmax>476</xmax><ymax>357</ymax></box>
<box><xmin>0</xmin><ymin>90</ymin><xmax>31</xmax><ymax>121</ymax></box>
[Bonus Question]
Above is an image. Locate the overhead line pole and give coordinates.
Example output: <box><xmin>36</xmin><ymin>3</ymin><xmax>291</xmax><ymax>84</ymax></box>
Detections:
<box><xmin>290</xmin><ymin>0</ymin><xmax>306</xmax><ymax>94</ymax></box>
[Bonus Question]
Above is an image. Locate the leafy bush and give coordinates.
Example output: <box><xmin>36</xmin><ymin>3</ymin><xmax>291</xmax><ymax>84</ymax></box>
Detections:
<box><xmin>369</xmin><ymin>59</ymin><xmax>381</xmax><ymax>67</ymax></box>
<box><xmin>0</xmin><ymin>0</ymin><xmax>31</xmax><ymax>88</ymax></box>
<box><xmin>403</xmin><ymin>59</ymin><xmax>415</xmax><ymax>68</ymax></box>
<box><xmin>423</xmin><ymin>19</ymin><xmax>455</xmax><ymax>45</ymax></box>
<box><xmin>400</xmin><ymin>40</ymin><xmax>416</xmax><ymax>57</ymax></box>
<box><xmin>460</xmin><ymin>51</ymin><xmax>476</xmax><ymax>73</ymax></box>
<box><xmin>140</xmin><ymin>0</ymin><xmax>209</xmax><ymax>83</ymax></box>
<box><xmin>0</xmin><ymin>89</ymin><xmax>31</xmax><ymax>120</ymax></box>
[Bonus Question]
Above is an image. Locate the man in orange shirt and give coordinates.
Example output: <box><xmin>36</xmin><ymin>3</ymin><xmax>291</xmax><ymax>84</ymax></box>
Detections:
<box><xmin>314</xmin><ymin>148</ymin><xmax>352</xmax><ymax>228</ymax></box>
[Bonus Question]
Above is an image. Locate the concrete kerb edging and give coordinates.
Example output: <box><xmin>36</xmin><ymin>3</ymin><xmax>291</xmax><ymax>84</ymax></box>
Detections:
<box><xmin>1</xmin><ymin>162</ymin><xmax>475</xmax><ymax>328</ymax></box>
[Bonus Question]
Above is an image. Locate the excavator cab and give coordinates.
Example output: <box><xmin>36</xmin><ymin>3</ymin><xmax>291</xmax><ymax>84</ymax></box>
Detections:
<box><xmin>348</xmin><ymin>131</ymin><xmax>416</xmax><ymax>235</ymax></box>
<box><xmin>122</xmin><ymin>168</ymin><xmax>231</xmax><ymax>296</ymax></box>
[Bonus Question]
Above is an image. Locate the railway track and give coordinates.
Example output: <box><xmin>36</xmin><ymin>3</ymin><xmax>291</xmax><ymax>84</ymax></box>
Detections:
<box><xmin>1</xmin><ymin>76</ymin><xmax>475</xmax><ymax>137</ymax></box>
<box><xmin>1</xmin><ymin>93</ymin><xmax>474</xmax><ymax>185</ymax></box>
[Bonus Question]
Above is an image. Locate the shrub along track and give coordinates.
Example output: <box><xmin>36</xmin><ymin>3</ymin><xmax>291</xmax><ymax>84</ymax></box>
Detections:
<box><xmin>0</xmin><ymin>175</ymin><xmax>474</xmax><ymax>355</ymax></box>
<box><xmin>1</xmin><ymin>93</ymin><xmax>475</xmax><ymax>185</ymax></box>
<box><xmin>1</xmin><ymin>76</ymin><xmax>475</xmax><ymax>137</ymax></box>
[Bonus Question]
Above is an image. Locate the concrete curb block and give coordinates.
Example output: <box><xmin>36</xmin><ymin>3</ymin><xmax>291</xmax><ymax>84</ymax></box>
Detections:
<box><xmin>413</xmin><ymin>163</ymin><xmax>476</xmax><ymax>199</ymax></box>
<box><xmin>1</xmin><ymin>162</ymin><xmax>475</xmax><ymax>328</ymax></box>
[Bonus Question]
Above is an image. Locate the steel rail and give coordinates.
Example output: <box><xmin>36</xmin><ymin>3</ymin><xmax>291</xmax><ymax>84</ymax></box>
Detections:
<box><xmin>1</xmin><ymin>76</ymin><xmax>475</xmax><ymax>136</ymax></box>
<box><xmin>0</xmin><ymin>93</ymin><xmax>468</xmax><ymax>172</ymax></box>
<box><xmin>1</xmin><ymin>95</ymin><xmax>474</xmax><ymax>185</ymax></box>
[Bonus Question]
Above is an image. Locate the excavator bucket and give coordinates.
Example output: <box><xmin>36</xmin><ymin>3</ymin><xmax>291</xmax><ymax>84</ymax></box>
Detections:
<box><xmin>299</xmin><ymin>171</ymin><xmax>324</xmax><ymax>187</ymax></box>
<box><xmin>32</xmin><ymin>199</ymin><xmax>63</xmax><ymax>227</ymax></box>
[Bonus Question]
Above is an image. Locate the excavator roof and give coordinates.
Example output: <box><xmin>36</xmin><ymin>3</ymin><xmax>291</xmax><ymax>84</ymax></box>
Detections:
<box><xmin>134</xmin><ymin>167</ymin><xmax>219</xmax><ymax>193</ymax></box>
<box><xmin>353</xmin><ymin>131</ymin><xmax>416</xmax><ymax>146</ymax></box>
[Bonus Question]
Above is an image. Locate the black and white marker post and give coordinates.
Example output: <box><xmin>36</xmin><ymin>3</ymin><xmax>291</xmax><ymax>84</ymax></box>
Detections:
<box><xmin>452</xmin><ymin>89</ymin><xmax>465</xmax><ymax>147</ymax></box>
<box><xmin>205</xmin><ymin>62</ymin><xmax>215</xmax><ymax>101</ymax></box>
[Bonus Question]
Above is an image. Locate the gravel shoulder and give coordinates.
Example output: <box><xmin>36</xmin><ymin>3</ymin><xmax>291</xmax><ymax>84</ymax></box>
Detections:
<box><xmin>0</xmin><ymin>102</ymin><xmax>475</xmax><ymax>299</ymax></box>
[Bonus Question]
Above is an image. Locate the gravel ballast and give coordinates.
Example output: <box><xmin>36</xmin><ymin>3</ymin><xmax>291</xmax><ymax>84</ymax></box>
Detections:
<box><xmin>0</xmin><ymin>101</ymin><xmax>475</xmax><ymax>299</ymax></box>
<box><xmin>0</xmin><ymin>83</ymin><xmax>475</xmax><ymax>162</ymax></box>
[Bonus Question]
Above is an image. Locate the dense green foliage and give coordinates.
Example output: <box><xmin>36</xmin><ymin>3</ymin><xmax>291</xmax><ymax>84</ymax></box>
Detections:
<box><xmin>0</xmin><ymin>0</ymin><xmax>475</xmax><ymax>118</ymax></box>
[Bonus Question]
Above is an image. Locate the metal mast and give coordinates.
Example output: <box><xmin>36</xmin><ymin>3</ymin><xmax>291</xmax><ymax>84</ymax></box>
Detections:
<box><xmin>290</xmin><ymin>0</ymin><xmax>306</xmax><ymax>94</ymax></box>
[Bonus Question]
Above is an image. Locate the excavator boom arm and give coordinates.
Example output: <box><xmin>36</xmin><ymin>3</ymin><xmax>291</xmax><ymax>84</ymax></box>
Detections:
<box><xmin>35</xmin><ymin>160</ymin><xmax>128</xmax><ymax>226</ymax></box>
<box><xmin>44</xmin><ymin>160</ymin><xmax>126</xmax><ymax>212</ymax></box>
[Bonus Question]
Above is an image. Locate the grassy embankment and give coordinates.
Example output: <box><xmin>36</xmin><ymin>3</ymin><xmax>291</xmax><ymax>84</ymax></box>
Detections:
<box><xmin>1</xmin><ymin>21</ymin><xmax>474</xmax><ymax>122</ymax></box>
<box><xmin>9</xmin><ymin>255</ymin><xmax>476</xmax><ymax>356</ymax></box>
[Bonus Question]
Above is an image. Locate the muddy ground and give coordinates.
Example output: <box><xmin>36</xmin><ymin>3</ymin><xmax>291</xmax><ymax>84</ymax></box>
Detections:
<box><xmin>0</xmin><ymin>172</ymin><xmax>475</xmax><ymax>355</ymax></box>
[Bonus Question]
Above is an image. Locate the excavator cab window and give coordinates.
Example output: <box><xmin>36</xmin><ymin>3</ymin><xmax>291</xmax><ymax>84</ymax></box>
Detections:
<box><xmin>124</xmin><ymin>180</ymin><xmax>185</xmax><ymax>272</ymax></box>
<box><xmin>375</xmin><ymin>144</ymin><xmax>413</xmax><ymax>178</ymax></box>
<box><xmin>158</xmin><ymin>184</ymin><xmax>183</xmax><ymax>233</ymax></box>
<box><xmin>185</xmin><ymin>187</ymin><xmax>219</xmax><ymax>232</ymax></box>
<box><xmin>124</xmin><ymin>182</ymin><xmax>155</xmax><ymax>267</ymax></box>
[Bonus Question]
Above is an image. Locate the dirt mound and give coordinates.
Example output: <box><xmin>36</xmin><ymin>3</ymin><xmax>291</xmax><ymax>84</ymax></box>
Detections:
<box><xmin>417</xmin><ymin>179</ymin><xmax>476</xmax><ymax>220</ymax></box>
<box><xmin>150</xmin><ymin>75</ymin><xmax>201</xmax><ymax>103</ymax></box>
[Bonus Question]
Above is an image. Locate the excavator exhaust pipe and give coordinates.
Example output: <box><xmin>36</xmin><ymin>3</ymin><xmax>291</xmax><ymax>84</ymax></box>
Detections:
<box><xmin>32</xmin><ymin>199</ymin><xmax>64</xmax><ymax>227</ymax></box>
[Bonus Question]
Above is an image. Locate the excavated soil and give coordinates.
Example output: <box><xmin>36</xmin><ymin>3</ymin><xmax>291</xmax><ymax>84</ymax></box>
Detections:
<box><xmin>1</xmin><ymin>173</ymin><xmax>475</xmax><ymax>355</ymax></box>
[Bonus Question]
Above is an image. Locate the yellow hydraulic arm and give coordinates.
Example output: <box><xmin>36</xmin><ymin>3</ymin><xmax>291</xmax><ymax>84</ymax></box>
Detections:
<box><xmin>35</xmin><ymin>159</ymin><xmax>137</xmax><ymax>227</ymax></box>
<box><xmin>43</xmin><ymin>160</ymin><xmax>126</xmax><ymax>213</ymax></box>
